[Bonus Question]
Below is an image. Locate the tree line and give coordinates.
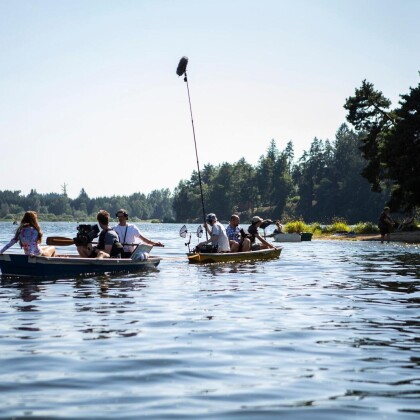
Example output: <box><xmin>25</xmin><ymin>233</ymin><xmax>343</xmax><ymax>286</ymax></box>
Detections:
<box><xmin>0</xmin><ymin>124</ymin><xmax>388</xmax><ymax>225</ymax></box>
<box><xmin>344</xmin><ymin>78</ymin><xmax>419</xmax><ymax>211</ymax></box>
<box><xmin>175</xmin><ymin>75</ymin><xmax>419</xmax><ymax>223</ymax></box>
<box><xmin>173</xmin><ymin>124</ymin><xmax>389</xmax><ymax>224</ymax></box>
<box><xmin>1</xmin><ymin>78</ymin><xmax>418</xmax><ymax>224</ymax></box>
<box><xmin>0</xmin><ymin>188</ymin><xmax>175</xmax><ymax>222</ymax></box>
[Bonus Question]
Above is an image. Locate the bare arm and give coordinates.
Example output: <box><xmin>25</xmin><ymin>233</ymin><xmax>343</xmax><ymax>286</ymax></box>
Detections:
<box><xmin>256</xmin><ymin>233</ymin><xmax>275</xmax><ymax>249</ymax></box>
<box><xmin>204</xmin><ymin>222</ymin><xmax>212</xmax><ymax>236</ymax></box>
<box><xmin>138</xmin><ymin>233</ymin><xmax>164</xmax><ymax>247</ymax></box>
<box><xmin>385</xmin><ymin>216</ymin><xmax>395</xmax><ymax>225</ymax></box>
<box><xmin>0</xmin><ymin>238</ymin><xmax>18</xmax><ymax>254</ymax></box>
<box><xmin>103</xmin><ymin>244</ymin><xmax>114</xmax><ymax>255</ymax></box>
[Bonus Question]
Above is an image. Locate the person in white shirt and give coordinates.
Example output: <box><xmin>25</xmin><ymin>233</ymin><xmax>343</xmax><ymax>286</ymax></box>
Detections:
<box><xmin>113</xmin><ymin>209</ymin><xmax>164</xmax><ymax>256</ymax></box>
<box><xmin>198</xmin><ymin>213</ymin><xmax>230</xmax><ymax>252</ymax></box>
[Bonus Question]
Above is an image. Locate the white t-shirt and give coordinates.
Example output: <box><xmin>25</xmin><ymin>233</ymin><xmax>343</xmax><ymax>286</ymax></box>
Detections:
<box><xmin>211</xmin><ymin>221</ymin><xmax>230</xmax><ymax>252</ymax></box>
<box><xmin>113</xmin><ymin>223</ymin><xmax>142</xmax><ymax>253</ymax></box>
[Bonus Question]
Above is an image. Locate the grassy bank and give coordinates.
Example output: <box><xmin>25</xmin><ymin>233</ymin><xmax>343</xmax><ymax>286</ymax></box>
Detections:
<box><xmin>282</xmin><ymin>220</ymin><xmax>382</xmax><ymax>236</ymax></box>
<box><xmin>277</xmin><ymin>219</ymin><xmax>419</xmax><ymax>243</ymax></box>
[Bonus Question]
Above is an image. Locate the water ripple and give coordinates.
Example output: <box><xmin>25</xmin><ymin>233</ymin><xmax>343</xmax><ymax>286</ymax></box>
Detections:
<box><xmin>0</xmin><ymin>223</ymin><xmax>419</xmax><ymax>418</ymax></box>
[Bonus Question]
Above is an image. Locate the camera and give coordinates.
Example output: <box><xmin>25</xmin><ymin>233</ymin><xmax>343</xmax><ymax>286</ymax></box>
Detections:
<box><xmin>194</xmin><ymin>244</ymin><xmax>217</xmax><ymax>253</ymax></box>
<box><xmin>73</xmin><ymin>224</ymin><xmax>100</xmax><ymax>246</ymax></box>
<box><xmin>260</xmin><ymin>219</ymin><xmax>273</xmax><ymax>230</ymax></box>
<box><xmin>240</xmin><ymin>228</ymin><xmax>251</xmax><ymax>239</ymax></box>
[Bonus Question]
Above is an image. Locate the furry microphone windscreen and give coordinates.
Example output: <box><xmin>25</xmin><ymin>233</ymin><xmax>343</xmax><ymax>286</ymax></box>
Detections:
<box><xmin>176</xmin><ymin>56</ymin><xmax>189</xmax><ymax>76</ymax></box>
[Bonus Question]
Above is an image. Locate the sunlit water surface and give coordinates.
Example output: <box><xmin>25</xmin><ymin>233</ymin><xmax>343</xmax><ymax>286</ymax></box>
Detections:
<box><xmin>0</xmin><ymin>222</ymin><xmax>419</xmax><ymax>419</ymax></box>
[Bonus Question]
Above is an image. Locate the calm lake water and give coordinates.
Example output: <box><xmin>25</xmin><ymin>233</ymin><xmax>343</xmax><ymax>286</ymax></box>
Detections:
<box><xmin>0</xmin><ymin>222</ymin><xmax>419</xmax><ymax>419</ymax></box>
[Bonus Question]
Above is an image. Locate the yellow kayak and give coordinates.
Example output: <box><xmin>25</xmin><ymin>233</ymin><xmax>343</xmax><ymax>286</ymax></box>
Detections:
<box><xmin>187</xmin><ymin>247</ymin><xmax>282</xmax><ymax>264</ymax></box>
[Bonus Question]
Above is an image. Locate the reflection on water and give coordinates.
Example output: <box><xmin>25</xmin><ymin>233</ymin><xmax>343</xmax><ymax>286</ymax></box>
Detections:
<box><xmin>0</xmin><ymin>223</ymin><xmax>419</xmax><ymax>418</ymax></box>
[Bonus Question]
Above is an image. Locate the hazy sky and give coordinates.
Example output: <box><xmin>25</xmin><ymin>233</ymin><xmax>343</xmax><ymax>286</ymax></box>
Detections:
<box><xmin>1</xmin><ymin>0</ymin><xmax>419</xmax><ymax>198</ymax></box>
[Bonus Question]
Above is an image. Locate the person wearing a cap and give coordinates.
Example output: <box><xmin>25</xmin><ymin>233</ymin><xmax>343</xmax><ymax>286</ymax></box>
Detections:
<box><xmin>114</xmin><ymin>209</ymin><xmax>164</xmax><ymax>257</ymax></box>
<box><xmin>198</xmin><ymin>213</ymin><xmax>230</xmax><ymax>252</ymax></box>
<box><xmin>247</xmin><ymin>216</ymin><xmax>276</xmax><ymax>250</ymax></box>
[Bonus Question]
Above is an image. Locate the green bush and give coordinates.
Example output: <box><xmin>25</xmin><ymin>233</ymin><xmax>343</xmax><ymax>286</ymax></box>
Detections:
<box><xmin>307</xmin><ymin>222</ymin><xmax>322</xmax><ymax>236</ymax></box>
<box><xmin>322</xmin><ymin>221</ymin><xmax>350</xmax><ymax>233</ymax></box>
<box><xmin>284</xmin><ymin>220</ymin><xmax>310</xmax><ymax>233</ymax></box>
<box><xmin>353</xmin><ymin>221</ymin><xmax>379</xmax><ymax>234</ymax></box>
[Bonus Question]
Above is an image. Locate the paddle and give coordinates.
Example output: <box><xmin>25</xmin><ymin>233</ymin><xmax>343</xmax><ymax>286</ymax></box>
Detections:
<box><xmin>260</xmin><ymin>219</ymin><xmax>274</xmax><ymax>230</ymax></box>
<box><xmin>46</xmin><ymin>237</ymin><xmax>101</xmax><ymax>246</ymax></box>
<box><xmin>46</xmin><ymin>236</ymin><xmax>76</xmax><ymax>246</ymax></box>
<box><xmin>46</xmin><ymin>236</ymin><xmax>145</xmax><ymax>248</ymax></box>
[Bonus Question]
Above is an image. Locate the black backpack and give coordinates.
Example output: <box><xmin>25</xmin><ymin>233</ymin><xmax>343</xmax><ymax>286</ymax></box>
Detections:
<box><xmin>110</xmin><ymin>239</ymin><xmax>124</xmax><ymax>258</ymax></box>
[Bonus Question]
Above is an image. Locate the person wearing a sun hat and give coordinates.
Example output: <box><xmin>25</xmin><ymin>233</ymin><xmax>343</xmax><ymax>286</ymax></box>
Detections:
<box><xmin>247</xmin><ymin>216</ymin><xmax>276</xmax><ymax>250</ymax></box>
<box><xmin>198</xmin><ymin>212</ymin><xmax>230</xmax><ymax>252</ymax></box>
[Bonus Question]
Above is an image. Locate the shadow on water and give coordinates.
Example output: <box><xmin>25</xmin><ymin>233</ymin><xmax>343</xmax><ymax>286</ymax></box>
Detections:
<box><xmin>0</xmin><ymin>267</ymin><xmax>159</xmax><ymax>312</ymax></box>
<box><xmin>196</xmin><ymin>260</ymin><xmax>272</xmax><ymax>276</ymax></box>
<box><xmin>1</xmin><ymin>274</ymin><xmax>156</xmax><ymax>342</ymax></box>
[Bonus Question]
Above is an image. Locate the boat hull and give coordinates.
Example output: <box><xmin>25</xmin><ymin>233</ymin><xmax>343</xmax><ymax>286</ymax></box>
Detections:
<box><xmin>300</xmin><ymin>232</ymin><xmax>313</xmax><ymax>241</ymax></box>
<box><xmin>273</xmin><ymin>233</ymin><xmax>302</xmax><ymax>242</ymax></box>
<box><xmin>187</xmin><ymin>247</ymin><xmax>282</xmax><ymax>264</ymax></box>
<box><xmin>0</xmin><ymin>254</ymin><xmax>161</xmax><ymax>278</ymax></box>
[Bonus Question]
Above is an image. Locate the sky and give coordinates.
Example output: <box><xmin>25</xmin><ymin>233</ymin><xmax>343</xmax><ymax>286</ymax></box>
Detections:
<box><xmin>0</xmin><ymin>0</ymin><xmax>419</xmax><ymax>199</ymax></box>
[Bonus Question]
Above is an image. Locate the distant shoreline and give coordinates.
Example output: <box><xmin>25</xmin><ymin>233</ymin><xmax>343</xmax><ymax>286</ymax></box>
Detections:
<box><xmin>318</xmin><ymin>230</ymin><xmax>420</xmax><ymax>244</ymax></box>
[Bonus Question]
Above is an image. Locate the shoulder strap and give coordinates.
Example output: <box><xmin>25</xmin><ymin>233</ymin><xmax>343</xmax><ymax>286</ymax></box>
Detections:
<box><xmin>97</xmin><ymin>229</ymin><xmax>106</xmax><ymax>249</ymax></box>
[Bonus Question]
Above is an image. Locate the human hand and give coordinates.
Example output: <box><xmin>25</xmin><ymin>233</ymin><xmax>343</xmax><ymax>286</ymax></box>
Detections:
<box><xmin>154</xmin><ymin>242</ymin><xmax>164</xmax><ymax>247</ymax></box>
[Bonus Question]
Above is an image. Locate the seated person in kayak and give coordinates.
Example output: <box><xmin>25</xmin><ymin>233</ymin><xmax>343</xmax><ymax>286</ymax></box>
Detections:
<box><xmin>0</xmin><ymin>211</ymin><xmax>56</xmax><ymax>257</ymax></box>
<box><xmin>266</xmin><ymin>220</ymin><xmax>283</xmax><ymax>237</ymax></box>
<box><xmin>76</xmin><ymin>210</ymin><xmax>123</xmax><ymax>258</ymax></box>
<box><xmin>113</xmin><ymin>208</ymin><xmax>164</xmax><ymax>257</ymax></box>
<box><xmin>196</xmin><ymin>213</ymin><xmax>230</xmax><ymax>253</ymax></box>
<box><xmin>247</xmin><ymin>216</ymin><xmax>276</xmax><ymax>250</ymax></box>
<box><xmin>226</xmin><ymin>214</ymin><xmax>251</xmax><ymax>252</ymax></box>
<box><xmin>273</xmin><ymin>221</ymin><xmax>283</xmax><ymax>234</ymax></box>
<box><xmin>267</xmin><ymin>220</ymin><xmax>283</xmax><ymax>237</ymax></box>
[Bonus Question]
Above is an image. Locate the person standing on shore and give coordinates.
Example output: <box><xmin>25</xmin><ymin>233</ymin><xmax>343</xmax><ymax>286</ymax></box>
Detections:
<box><xmin>378</xmin><ymin>206</ymin><xmax>395</xmax><ymax>243</ymax></box>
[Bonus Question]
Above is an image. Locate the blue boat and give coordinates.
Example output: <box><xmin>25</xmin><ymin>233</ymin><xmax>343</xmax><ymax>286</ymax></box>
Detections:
<box><xmin>0</xmin><ymin>253</ymin><xmax>161</xmax><ymax>278</ymax></box>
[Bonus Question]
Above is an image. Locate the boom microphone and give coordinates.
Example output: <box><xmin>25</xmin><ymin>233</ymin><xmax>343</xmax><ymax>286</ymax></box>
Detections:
<box><xmin>176</xmin><ymin>55</ymin><xmax>208</xmax><ymax>238</ymax></box>
<box><xmin>176</xmin><ymin>56</ymin><xmax>189</xmax><ymax>76</ymax></box>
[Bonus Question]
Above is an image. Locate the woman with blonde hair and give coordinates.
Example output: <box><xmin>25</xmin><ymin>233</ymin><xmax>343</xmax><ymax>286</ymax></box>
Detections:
<box><xmin>0</xmin><ymin>211</ymin><xmax>56</xmax><ymax>257</ymax></box>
